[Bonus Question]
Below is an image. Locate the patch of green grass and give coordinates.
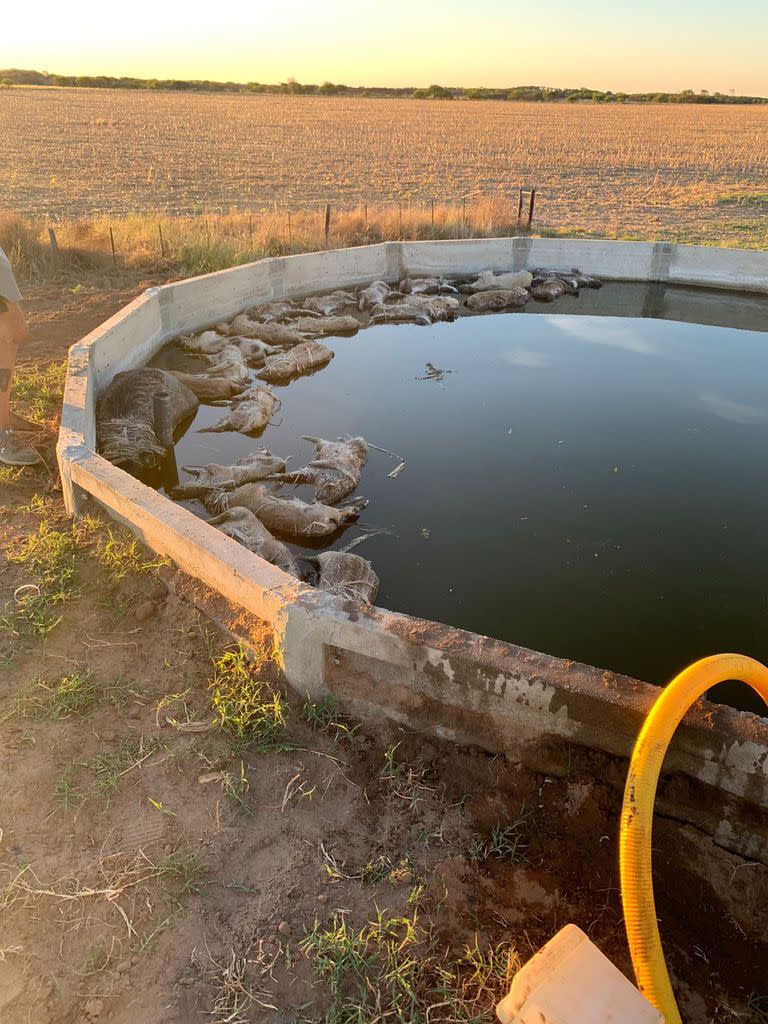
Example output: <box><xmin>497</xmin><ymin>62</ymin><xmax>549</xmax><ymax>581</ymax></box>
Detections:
<box><xmin>301</xmin><ymin>693</ymin><xmax>360</xmax><ymax>744</ymax></box>
<box><xmin>209</xmin><ymin>645</ymin><xmax>289</xmax><ymax>754</ymax></box>
<box><xmin>468</xmin><ymin>810</ymin><xmax>531</xmax><ymax>865</ymax></box>
<box><xmin>221</xmin><ymin>761</ymin><xmax>252</xmax><ymax>815</ymax></box>
<box><xmin>10</xmin><ymin>359</ymin><xmax>67</xmax><ymax>422</ymax></box>
<box><xmin>716</xmin><ymin>192</ymin><xmax>768</xmax><ymax>207</ymax></box>
<box><xmin>301</xmin><ymin>910</ymin><xmax>519</xmax><ymax>1023</ymax></box>
<box><xmin>747</xmin><ymin>992</ymin><xmax>768</xmax><ymax>1023</ymax></box>
<box><xmin>86</xmin><ymin>737</ymin><xmax>162</xmax><ymax>804</ymax></box>
<box><xmin>158</xmin><ymin>851</ymin><xmax>205</xmax><ymax>901</ymax></box>
<box><xmin>46</xmin><ymin>670</ymin><xmax>100</xmax><ymax>717</ymax></box>
<box><xmin>52</xmin><ymin>763</ymin><xmax>85</xmax><ymax>812</ymax></box>
<box><xmin>0</xmin><ymin>670</ymin><xmax>102</xmax><ymax>722</ymax></box>
<box><xmin>0</xmin><ymin>520</ymin><xmax>83</xmax><ymax>645</ymax></box>
<box><xmin>98</xmin><ymin>528</ymin><xmax>169</xmax><ymax>582</ymax></box>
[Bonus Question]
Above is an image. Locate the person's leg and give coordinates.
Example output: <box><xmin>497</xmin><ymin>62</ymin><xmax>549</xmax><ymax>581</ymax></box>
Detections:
<box><xmin>0</xmin><ymin>336</ymin><xmax>15</xmax><ymax>430</ymax></box>
<box><xmin>0</xmin><ymin>303</ymin><xmax>41</xmax><ymax>466</ymax></box>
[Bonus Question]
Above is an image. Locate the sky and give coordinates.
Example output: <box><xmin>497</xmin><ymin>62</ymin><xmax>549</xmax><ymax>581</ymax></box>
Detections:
<box><xmin>4</xmin><ymin>0</ymin><xmax>768</xmax><ymax>95</ymax></box>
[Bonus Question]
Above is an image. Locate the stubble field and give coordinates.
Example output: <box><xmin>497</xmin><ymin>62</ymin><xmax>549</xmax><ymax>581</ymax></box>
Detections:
<box><xmin>3</xmin><ymin>87</ymin><xmax>768</xmax><ymax>247</ymax></box>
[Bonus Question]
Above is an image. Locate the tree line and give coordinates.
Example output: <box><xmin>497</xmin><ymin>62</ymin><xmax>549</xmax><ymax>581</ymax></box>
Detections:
<box><xmin>2</xmin><ymin>69</ymin><xmax>765</xmax><ymax>104</ymax></box>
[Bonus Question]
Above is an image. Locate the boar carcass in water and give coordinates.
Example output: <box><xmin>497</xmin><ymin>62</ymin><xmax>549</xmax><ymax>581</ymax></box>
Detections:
<box><xmin>257</xmin><ymin>341</ymin><xmax>334</xmax><ymax>384</ymax></box>
<box><xmin>399</xmin><ymin>276</ymin><xmax>459</xmax><ymax>295</ymax></box>
<box><xmin>530</xmin><ymin>278</ymin><xmax>568</xmax><ymax>302</ymax></box>
<box><xmin>206</xmin><ymin>507</ymin><xmax>300</xmax><ymax>577</ymax></box>
<box><xmin>465</xmin><ymin>288</ymin><xmax>529</xmax><ymax>312</ymax></box>
<box><xmin>224</xmin><ymin>314</ymin><xmax>309</xmax><ymax>348</ymax></box>
<box><xmin>177</xmin><ymin>330</ymin><xmax>231</xmax><ymax>356</ymax></box>
<box><xmin>170</xmin><ymin>449</ymin><xmax>287</xmax><ymax>500</ymax></box>
<box><xmin>272</xmin><ymin>435</ymin><xmax>367</xmax><ymax>505</ymax></box>
<box><xmin>96</xmin><ymin>368</ymin><xmax>198</xmax><ymax>472</ymax></box>
<box><xmin>466</xmin><ymin>269</ymin><xmax>533</xmax><ymax>292</ymax></box>
<box><xmin>170</xmin><ymin>370</ymin><xmax>247</xmax><ymax>403</ymax></box>
<box><xmin>369</xmin><ymin>302</ymin><xmax>432</xmax><ymax>326</ymax></box>
<box><xmin>401</xmin><ymin>295</ymin><xmax>460</xmax><ymax>321</ymax></box>
<box><xmin>228</xmin><ymin>336</ymin><xmax>280</xmax><ymax>366</ymax></box>
<box><xmin>288</xmin><ymin>315</ymin><xmax>360</xmax><ymax>338</ymax></box>
<box><xmin>302</xmin><ymin>290</ymin><xmax>357</xmax><ymax>316</ymax></box>
<box><xmin>198</xmin><ymin>385</ymin><xmax>280</xmax><ymax>436</ymax></box>
<box><xmin>202</xmin><ymin>346</ymin><xmax>251</xmax><ymax>386</ymax></box>
<box><xmin>210</xmin><ymin>484</ymin><xmax>367</xmax><ymax>540</ymax></box>
<box><xmin>313</xmin><ymin>550</ymin><xmax>379</xmax><ymax>603</ymax></box>
<box><xmin>358</xmin><ymin>280</ymin><xmax>394</xmax><ymax>310</ymax></box>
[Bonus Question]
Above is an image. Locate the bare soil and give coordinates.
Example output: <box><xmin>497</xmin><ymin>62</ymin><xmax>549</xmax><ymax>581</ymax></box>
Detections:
<box><xmin>0</xmin><ymin>291</ymin><xmax>766</xmax><ymax>1023</ymax></box>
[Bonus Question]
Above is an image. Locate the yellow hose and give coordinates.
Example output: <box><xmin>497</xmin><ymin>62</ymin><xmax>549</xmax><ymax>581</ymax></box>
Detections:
<box><xmin>620</xmin><ymin>653</ymin><xmax>768</xmax><ymax>1024</ymax></box>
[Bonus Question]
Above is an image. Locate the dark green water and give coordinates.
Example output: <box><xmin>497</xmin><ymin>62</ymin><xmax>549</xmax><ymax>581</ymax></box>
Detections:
<box><xmin>162</xmin><ymin>283</ymin><xmax>768</xmax><ymax>711</ymax></box>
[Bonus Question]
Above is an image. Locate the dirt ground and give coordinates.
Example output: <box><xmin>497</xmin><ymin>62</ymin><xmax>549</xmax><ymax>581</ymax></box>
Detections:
<box><xmin>1</xmin><ymin>289</ymin><xmax>767</xmax><ymax>1023</ymax></box>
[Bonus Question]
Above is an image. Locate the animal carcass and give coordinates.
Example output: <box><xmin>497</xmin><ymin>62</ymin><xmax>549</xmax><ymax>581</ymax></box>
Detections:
<box><xmin>206</xmin><ymin>507</ymin><xmax>300</xmax><ymax>577</ymax></box>
<box><xmin>257</xmin><ymin>341</ymin><xmax>334</xmax><ymax>384</ymax></box>
<box><xmin>96</xmin><ymin>368</ymin><xmax>198</xmax><ymax>471</ymax></box>
<box><xmin>198</xmin><ymin>385</ymin><xmax>280</xmax><ymax>436</ymax></box>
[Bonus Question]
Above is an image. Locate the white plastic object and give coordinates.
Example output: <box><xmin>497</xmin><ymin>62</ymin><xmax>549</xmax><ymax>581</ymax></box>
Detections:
<box><xmin>496</xmin><ymin>924</ymin><xmax>664</xmax><ymax>1024</ymax></box>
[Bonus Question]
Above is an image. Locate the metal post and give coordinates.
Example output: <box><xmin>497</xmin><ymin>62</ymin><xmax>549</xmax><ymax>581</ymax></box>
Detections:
<box><xmin>324</xmin><ymin>203</ymin><xmax>331</xmax><ymax>245</ymax></box>
<box><xmin>153</xmin><ymin>391</ymin><xmax>174</xmax><ymax>449</ymax></box>
<box><xmin>109</xmin><ymin>226</ymin><xmax>117</xmax><ymax>268</ymax></box>
<box><xmin>527</xmin><ymin>189</ymin><xmax>537</xmax><ymax>231</ymax></box>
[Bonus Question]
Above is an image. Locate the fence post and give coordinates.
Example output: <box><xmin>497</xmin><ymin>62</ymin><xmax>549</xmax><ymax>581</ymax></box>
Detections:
<box><xmin>47</xmin><ymin>227</ymin><xmax>59</xmax><ymax>261</ymax></box>
<box><xmin>516</xmin><ymin>189</ymin><xmax>524</xmax><ymax>234</ymax></box>
<box><xmin>287</xmin><ymin>209</ymin><xmax>292</xmax><ymax>245</ymax></box>
<box><xmin>109</xmin><ymin>226</ymin><xmax>117</xmax><ymax>267</ymax></box>
<box><xmin>324</xmin><ymin>203</ymin><xmax>331</xmax><ymax>245</ymax></box>
<box><xmin>158</xmin><ymin>223</ymin><xmax>166</xmax><ymax>258</ymax></box>
<box><xmin>526</xmin><ymin>188</ymin><xmax>537</xmax><ymax>231</ymax></box>
<box><xmin>205</xmin><ymin>219</ymin><xmax>211</xmax><ymax>250</ymax></box>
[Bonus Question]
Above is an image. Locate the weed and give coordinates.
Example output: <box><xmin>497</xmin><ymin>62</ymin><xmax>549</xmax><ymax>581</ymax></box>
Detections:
<box><xmin>301</xmin><ymin>909</ymin><xmax>519</xmax><ymax>1022</ymax></box>
<box><xmin>47</xmin><ymin>670</ymin><xmax>100</xmax><ymax>717</ymax></box>
<box><xmin>82</xmin><ymin>937</ymin><xmax>113</xmax><ymax>976</ymax></box>
<box><xmin>98</xmin><ymin>528</ymin><xmax>169</xmax><ymax>582</ymax></box>
<box><xmin>381</xmin><ymin>740</ymin><xmax>401</xmax><ymax>781</ymax></box>
<box><xmin>209</xmin><ymin>645</ymin><xmax>288</xmax><ymax>754</ymax></box>
<box><xmin>0</xmin><ymin>520</ymin><xmax>82</xmax><ymax>645</ymax></box>
<box><xmin>468</xmin><ymin>809</ymin><xmax>531</xmax><ymax>865</ymax></box>
<box><xmin>52</xmin><ymin>764</ymin><xmax>85</xmax><ymax>812</ymax></box>
<box><xmin>301</xmin><ymin>693</ymin><xmax>360</xmax><ymax>745</ymax></box>
<box><xmin>86</xmin><ymin>737</ymin><xmax>161</xmax><ymax>804</ymax></box>
<box><xmin>10</xmin><ymin>360</ymin><xmax>67</xmax><ymax>422</ymax></box>
<box><xmin>222</xmin><ymin>761</ymin><xmax>252</xmax><ymax>814</ymax></box>
<box><xmin>159</xmin><ymin>852</ymin><xmax>204</xmax><ymax>899</ymax></box>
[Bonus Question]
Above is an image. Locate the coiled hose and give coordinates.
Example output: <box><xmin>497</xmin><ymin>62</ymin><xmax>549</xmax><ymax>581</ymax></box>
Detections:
<box><xmin>620</xmin><ymin>653</ymin><xmax>768</xmax><ymax>1024</ymax></box>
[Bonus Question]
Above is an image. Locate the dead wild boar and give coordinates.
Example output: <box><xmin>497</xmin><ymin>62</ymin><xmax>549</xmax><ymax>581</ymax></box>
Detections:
<box><xmin>228</xmin><ymin>336</ymin><xmax>280</xmax><ymax>366</ymax></box>
<box><xmin>206</xmin><ymin>507</ymin><xmax>300</xmax><ymax>577</ymax></box>
<box><xmin>177</xmin><ymin>330</ymin><xmax>231</xmax><ymax>356</ymax></box>
<box><xmin>369</xmin><ymin>303</ymin><xmax>432</xmax><ymax>326</ymax></box>
<box><xmin>530</xmin><ymin>279</ymin><xmax>568</xmax><ymax>302</ymax></box>
<box><xmin>209</xmin><ymin>483</ymin><xmax>367</xmax><ymax>540</ymax></box>
<box><xmin>465</xmin><ymin>288</ymin><xmax>529</xmax><ymax>312</ymax></box>
<box><xmin>201</xmin><ymin>346</ymin><xmax>251</xmax><ymax>386</ymax></box>
<box><xmin>272</xmin><ymin>435</ymin><xmax>367</xmax><ymax>505</ymax></box>
<box><xmin>302</xmin><ymin>290</ymin><xmax>357</xmax><ymax>316</ymax></box>
<box><xmin>224</xmin><ymin>314</ymin><xmax>309</xmax><ymax>347</ymax></box>
<box><xmin>170</xmin><ymin>449</ymin><xmax>287</xmax><ymax>500</ymax></box>
<box><xmin>198</xmin><ymin>385</ymin><xmax>280</xmax><ymax>436</ymax></box>
<box><xmin>170</xmin><ymin>371</ymin><xmax>247</xmax><ymax>403</ymax></box>
<box><xmin>358</xmin><ymin>280</ymin><xmax>393</xmax><ymax>310</ymax></box>
<box><xmin>288</xmin><ymin>315</ymin><xmax>360</xmax><ymax>338</ymax></box>
<box><xmin>466</xmin><ymin>270</ymin><xmax>533</xmax><ymax>292</ymax></box>
<box><xmin>96</xmin><ymin>367</ymin><xmax>198</xmax><ymax>472</ymax></box>
<box><xmin>257</xmin><ymin>341</ymin><xmax>334</xmax><ymax>384</ymax></box>
<box><xmin>313</xmin><ymin>550</ymin><xmax>379</xmax><ymax>603</ymax></box>
<box><xmin>399</xmin><ymin>277</ymin><xmax>458</xmax><ymax>295</ymax></box>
